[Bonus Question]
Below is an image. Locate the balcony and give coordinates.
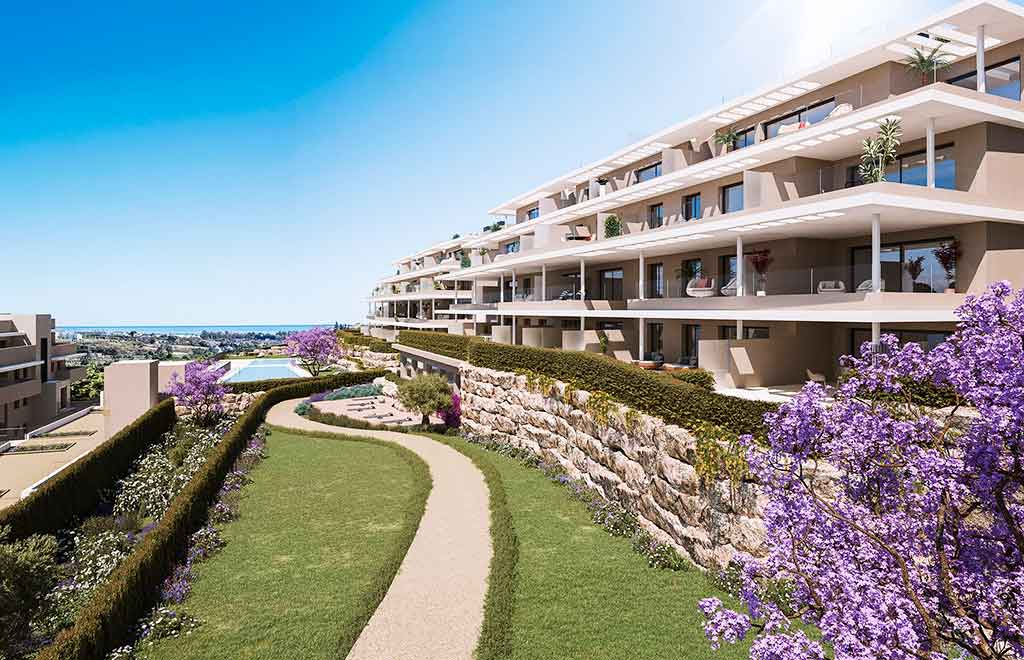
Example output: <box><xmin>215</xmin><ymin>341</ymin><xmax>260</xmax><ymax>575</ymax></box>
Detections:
<box><xmin>0</xmin><ymin>377</ymin><xmax>42</xmax><ymax>405</ymax></box>
<box><xmin>0</xmin><ymin>345</ymin><xmax>38</xmax><ymax>367</ymax></box>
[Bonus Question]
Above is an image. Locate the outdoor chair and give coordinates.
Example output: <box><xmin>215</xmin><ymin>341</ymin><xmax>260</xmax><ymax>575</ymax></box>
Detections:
<box><xmin>720</xmin><ymin>278</ymin><xmax>738</xmax><ymax>296</ymax></box>
<box><xmin>685</xmin><ymin>277</ymin><xmax>716</xmax><ymax>298</ymax></box>
<box><xmin>856</xmin><ymin>279</ymin><xmax>885</xmax><ymax>293</ymax></box>
<box><xmin>817</xmin><ymin>280</ymin><xmax>846</xmax><ymax>294</ymax></box>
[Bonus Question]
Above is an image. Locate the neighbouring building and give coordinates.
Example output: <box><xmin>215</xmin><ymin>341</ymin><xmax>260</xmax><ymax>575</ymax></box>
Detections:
<box><xmin>368</xmin><ymin>0</ymin><xmax>1024</xmax><ymax>389</ymax></box>
<box><xmin>0</xmin><ymin>314</ymin><xmax>86</xmax><ymax>433</ymax></box>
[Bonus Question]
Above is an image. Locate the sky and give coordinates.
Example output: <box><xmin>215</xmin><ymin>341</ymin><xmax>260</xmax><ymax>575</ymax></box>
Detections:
<box><xmin>2</xmin><ymin>0</ymin><xmax>959</xmax><ymax>325</ymax></box>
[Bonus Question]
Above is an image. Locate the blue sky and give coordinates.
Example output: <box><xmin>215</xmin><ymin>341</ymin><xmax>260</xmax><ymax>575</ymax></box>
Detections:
<box><xmin>3</xmin><ymin>0</ymin><xmax>955</xmax><ymax>325</ymax></box>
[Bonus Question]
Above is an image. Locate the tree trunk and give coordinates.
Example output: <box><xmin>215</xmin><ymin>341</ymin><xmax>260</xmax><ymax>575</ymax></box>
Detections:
<box><xmin>421</xmin><ymin>413</ymin><xmax>430</xmax><ymax>427</ymax></box>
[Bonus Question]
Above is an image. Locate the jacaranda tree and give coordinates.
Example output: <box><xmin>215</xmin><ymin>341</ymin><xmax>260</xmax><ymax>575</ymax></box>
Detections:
<box><xmin>286</xmin><ymin>327</ymin><xmax>339</xmax><ymax>376</ymax></box>
<box><xmin>167</xmin><ymin>360</ymin><xmax>226</xmax><ymax>426</ymax></box>
<box><xmin>700</xmin><ymin>281</ymin><xmax>1024</xmax><ymax>660</ymax></box>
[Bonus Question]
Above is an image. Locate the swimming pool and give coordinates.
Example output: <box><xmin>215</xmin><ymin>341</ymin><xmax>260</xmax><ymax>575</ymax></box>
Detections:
<box><xmin>222</xmin><ymin>359</ymin><xmax>307</xmax><ymax>383</ymax></box>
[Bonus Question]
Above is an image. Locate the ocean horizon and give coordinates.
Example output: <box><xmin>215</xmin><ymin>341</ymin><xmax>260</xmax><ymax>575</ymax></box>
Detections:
<box><xmin>58</xmin><ymin>323</ymin><xmax>348</xmax><ymax>336</ymax></box>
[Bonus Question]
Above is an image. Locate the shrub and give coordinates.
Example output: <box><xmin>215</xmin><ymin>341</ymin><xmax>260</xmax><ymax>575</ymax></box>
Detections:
<box><xmin>397</xmin><ymin>330</ymin><xmax>471</xmax><ymax>360</ymax></box>
<box><xmin>467</xmin><ymin>341</ymin><xmax>774</xmax><ymax>437</ymax></box>
<box><xmin>603</xmin><ymin>214</ymin><xmax>622</xmax><ymax>238</ymax></box>
<box><xmin>0</xmin><ymin>399</ymin><xmax>176</xmax><ymax>542</ymax></box>
<box><xmin>337</xmin><ymin>331</ymin><xmax>397</xmax><ymax>354</ymax></box>
<box><xmin>668</xmin><ymin>367</ymin><xmax>716</xmax><ymax>391</ymax></box>
<box><xmin>35</xmin><ymin>370</ymin><xmax>382</xmax><ymax>660</ymax></box>
<box><xmin>167</xmin><ymin>361</ymin><xmax>226</xmax><ymax>427</ymax></box>
<box><xmin>0</xmin><ymin>526</ymin><xmax>60</xmax><ymax>654</ymax></box>
<box><xmin>226</xmin><ymin>370</ymin><xmax>387</xmax><ymax>394</ymax></box>
<box><xmin>398</xmin><ymin>374</ymin><xmax>453</xmax><ymax>426</ymax></box>
<box><xmin>438</xmin><ymin>391</ymin><xmax>461</xmax><ymax>429</ymax></box>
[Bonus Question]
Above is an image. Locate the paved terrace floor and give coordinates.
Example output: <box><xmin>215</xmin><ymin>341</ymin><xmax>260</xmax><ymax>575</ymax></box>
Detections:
<box><xmin>265</xmin><ymin>399</ymin><xmax>491</xmax><ymax>660</ymax></box>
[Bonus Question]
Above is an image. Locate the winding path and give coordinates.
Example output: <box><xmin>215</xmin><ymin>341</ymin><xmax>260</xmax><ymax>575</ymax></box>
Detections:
<box><xmin>265</xmin><ymin>399</ymin><xmax>492</xmax><ymax>660</ymax></box>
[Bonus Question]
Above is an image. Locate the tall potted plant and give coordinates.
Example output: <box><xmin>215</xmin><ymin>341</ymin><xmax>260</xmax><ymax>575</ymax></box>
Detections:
<box><xmin>713</xmin><ymin>128</ymin><xmax>738</xmax><ymax>157</ymax></box>
<box><xmin>903</xmin><ymin>45</ymin><xmax>952</xmax><ymax>85</ymax></box>
<box><xmin>933</xmin><ymin>240</ymin><xmax>961</xmax><ymax>292</ymax></box>
<box><xmin>748</xmin><ymin>251</ymin><xmax>774</xmax><ymax>296</ymax></box>
<box><xmin>603</xmin><ymin>214</ymin><xmax>622</xmax><ymax>238</ymax></box>
<box><xmin>858</xmin><ymin>118</ymin><xmax>902</xmax><ymax>184</ymax></box>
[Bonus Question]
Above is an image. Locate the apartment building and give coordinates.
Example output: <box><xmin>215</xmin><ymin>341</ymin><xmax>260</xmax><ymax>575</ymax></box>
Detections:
<box><xmin>0</xmin><ymin>314</ymin><xmax>85</xmax><ymax>434</ymax></box>
<box><xmin>369</xmin><ymin>0</ymin><xmax>1024</xmax><ymax>389</ymax></box>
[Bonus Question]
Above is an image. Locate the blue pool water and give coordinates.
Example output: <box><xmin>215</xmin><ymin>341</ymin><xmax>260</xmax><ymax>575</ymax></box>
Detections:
<box><xmin>223</xmin><ymin>360</ymin><xmax>304</xmax><ymax>383</ymax></box>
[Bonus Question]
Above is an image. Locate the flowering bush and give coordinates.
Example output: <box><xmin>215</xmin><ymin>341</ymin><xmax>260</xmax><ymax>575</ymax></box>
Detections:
<box><xmin>438</xmin><ymin>391</ymin><xmax>461</xmax><ymax>429</ymax></box>
<box><xmin>286</xmin><ymin>327</ymin><xmax>340</xmax><ymax>376</ymax></box>
<box><xmin>698</xmin><ymin>282</ymin><xmax>1024</xmax><ymax>660</ymax></box>
<box><xmin>168</xmin><ymin>360</ymin><xmax>226</xmax><ymax>427</ymax></box>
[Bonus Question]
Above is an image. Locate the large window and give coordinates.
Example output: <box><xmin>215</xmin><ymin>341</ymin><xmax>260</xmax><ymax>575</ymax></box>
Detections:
<box><xmin>504</xmin><ymin>240</ymin><xmax>520</xmax><ymax>254</ymax></box>
<box><xmin>851</xmin><ymin>238</ymin><xmax>956</xmax><ymax>293</ymax></box>
<box><xmin>733</xmin><ymin>127</ymin><xmax>756</xmax><ymax>150</ymax></box>
<box><xmin>648</xmin><ymin>203</ymin><xmax>664</xmax><ymax>228</ymax></box>
<box><xmin>948</xmin><ymin>57</ymin><xmax>1021</xmax><ymax>101</ymax></box>
<box><xmin>600</xmin><ymin>268</ymin><xmax>624</xmax><ymax>300</ymax></box>
<box><xmin>526</xmin><ymin>207</ymin><xmax>540</xmax><ymax>220</ymax></box>
<box><xmin>886</xmin><ymin>144</ymin><xmax>956</xmax><ymax>189</ymax></box>
<box><xmin>720</xmin><ymin>255</ymin><xmax>737</xmax><ymax>292</ymax></box>
<box><xmin>683</xmin><ymin>193</ymin><xmax>702</xmax><ymax>221</ymax></box>
<box><xmin>680</xmin><ymin>258</ymin><xmax>703</xmax><ymax>295</ymax></box>
<box><xmin>646</xmin><ymin>322</ymin><xmax>664</xmax><ymax>360</ymax></box>
<box><xmin>721</xmin><ymin>182</ymin><xmax>744</xmax><ymax>213</ymax></box>
<box><xmin>682</xmin><ymin>324</ymin><xmax>701</xmax><ymax>367</ymax></box>
<box><xmin>720</xmin><ymin>325</ymin><xmax>770</xmax><ymax>340</ymax></box>
<box><xmin>764</xmin><ymin>98</ymin><xmax>837</xmax><ymax>139</ymax></box>
<box><xmin>636</xmin><ymin>162</ymin><xmax>662</xmax><ymax>183</ymax></box>
<box><xmin>850</xmin><ymin>328</ymin><xmax>951</xmax><ymax>355</ymax></box>
<box><xmin>647</xmin><ymin>262</ymin><xmax>665</xmax><ymax>298</ymax></box>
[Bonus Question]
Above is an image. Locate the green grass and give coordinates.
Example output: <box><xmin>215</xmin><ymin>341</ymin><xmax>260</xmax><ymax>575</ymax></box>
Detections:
<box><xmin>147</xmin><ymin>427</ymin><xmax>431</xmax><ymax>660</ymax></box>
<box><xmin>432</xmin><ymin>435</ymin><xmax>751</xmax><ymax>660</ymax></box>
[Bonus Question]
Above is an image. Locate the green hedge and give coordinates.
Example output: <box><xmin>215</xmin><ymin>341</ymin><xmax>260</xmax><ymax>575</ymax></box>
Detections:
<box><xmin>38</xmin><ymin>370</ymin><xmax>383</xmax><ymax>660</ymax></box>
<box><xmin>338</xmin><ymin>330</ymin><xmax>398</xmax><ymax>354</ymax></box>
<box><xmin>0</xmin><ymin>399</ymin><xmax>177</xmax><ymax>542</ymax></box>
<box><xmin>226</xmin><ymin>370</ymin><xmax>386</xmax><ymax>394</ymax></box>
<box><xmin>668</xmin><ymin>368</ymin><xmax>716</xmax><ymax>391</ymax></box>
<box><xmin>467</xmin><ymin>341</ymin><xmax>775</xmax><ymax>438</ymax></box>
<box><xmin>397</xmin><ymin>330</ymin><xmax>471</xmax><ymax>360</ymax></box>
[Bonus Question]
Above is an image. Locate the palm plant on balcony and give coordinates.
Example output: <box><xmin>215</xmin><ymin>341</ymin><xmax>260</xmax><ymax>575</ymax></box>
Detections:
<box><xmin>748</xmin><ymin>251</ymin><xmax>774</xmax><ymax>295</ymax></box>
<box><xmin>603</xmin><ymin>214</ymin><xmax>622</xmax><ymax>238</ymax></box>
<box><xmin>858</xmin><ymin>118</ymin><xmax>902</xmax><ymax>183</ymax></box>
<box><xmin>903</xmin><ymin>45</ymin><xmax>953</xmax><ymax>85</ymax></box>
<box><xmin>713</xmin><ymin>128</ymin><xmax>739</xmax><ymax>156</ymax></box>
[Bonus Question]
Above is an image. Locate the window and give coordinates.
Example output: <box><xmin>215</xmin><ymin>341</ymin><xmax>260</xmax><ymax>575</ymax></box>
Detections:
<box><xmin>721</xmin><ymin>182</ymin><xmax>744</xmax><ymax>213</ymax></box>
<box><xmin>683</xmin><ymin>193</ymin><xmax>702</xmax><ymax>221</ymax></box>
<box><xmin>851</xmin><ymin>238</ymin><xmax>956</xmax><ymax>293</ymax></box>
<box><xmin>883</xmin><ymin>144</ymin><xmax>956</xmax><ymax>190</ymax></box>
<box><xmin>733</xmin><ymin>127</ymin><xmax>756</xmax><ymax>150</ymax></box>
<box><xmin>682</xmin><ymin>324</ymin><xmax>702</xmax><ymax>367</ymax></box>
<box><xmin>597</xmin><ymin>321</ymin><xmax>623</xmax><ymax>331</ymax></box>
<box><xmin>647</xmin><ymin>263</ymin><xmax>665</xmax><ymax>298</ymax></box>
<box><xmin>635</xmin><ymin>162</ymin><xmax>662</xmax><ymax>183</ymax></box>
<box><xmin>720</xmin><ymin>325</ymin><xmax>770</xmax><ymax>340</ymax></box>
<box><xmin>764</xmin><ymin>97</ymin><xmax>838</xmax><ymax>139</ymax></box>
<box><xmin>526</xmin><ymin>207</ymin><xmax>540</xmax><ymax>220</ymax></box>
<box><xmin>504</xmin><ymin>240</ymin><xmax>520</xmax><ymax>254</ymax></box>
<box><xmin>680</xmin><ymin>258</ymin><xmax>703</xmax><ymax>295</ymax></box>
<box><xmin>646</xmin><ymin>322</ymin><xmax>664</xmax><ymax>359</ymax></box>
<box><xmin>949</xmin><ymin>57</ymin><xmax>1021</xmax><ymax>101</ymax></box>
<box><xmin>648</xmin><ymin>203</ymin><xmax>664</xmax><ymax>228</ymax></box>
<box><xmin>720</xmin><ymin>255</ymin><xmax>737</xmax><ymax>290</ymax></box>
<box><xmin>600</xmin><ymin>268</ymin><xmax>624</xmax><ymax>300</ymax></box>
<box><xmin>850</xmin><ymin>328</ymin><xmax>951</xmax><ymax>355</ymax></box>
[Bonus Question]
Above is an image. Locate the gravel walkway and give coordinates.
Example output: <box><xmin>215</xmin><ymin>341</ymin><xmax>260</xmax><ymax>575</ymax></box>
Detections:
<box><xmin>265</xmin><ymin>399</ymin><xmax>491</xmax><ymax>660</ymax></box>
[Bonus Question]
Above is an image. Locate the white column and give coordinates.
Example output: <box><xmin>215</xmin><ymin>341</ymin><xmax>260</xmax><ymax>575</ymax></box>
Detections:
<box><xmin>871</xmin><ymin>321</ymin><xmax>881</xmax><ymax>353</ymax></box>
<box><xmin>735</xmin><ymin>236</ymin><xmax>744</xmax><ymax>297</ymax></box>
<box><xmin>736</xmin><ymin>319</ymin><xmax>744</xmax><ymax>338</ymax></box>
<box><xmin>977</xmin><ymin>25</ymin><xmax>986</xmax><ymax>93</ymax></box>
<box><xmin>639</xmin><ymin>318</ymin><xmax>645</xmax><ymax>360</ymax></box>
<box><xmin>512</xmin><ymin>316</ymin><xmax>517</xmax><ymax>344</ymax></box>
<box><xmin>541</xmin><ymin>264</ymin><xmax>547</xmax><ymax>302</ymax></box>
<box><xmin>579</xmin><ymin>259</ymin><xmax>586</xmax><ymax>300</ymax></box>
<box><xmin>499</xmin><ymin>274</ymin><xmax>505</xmax><ymax>303</ymax></box>
<box><xmin>511</xmin><ymin>271</ymin><xmax>517</xmax><ymax>301</ymax></box>
<box><xmin>871</xmin><ymin>213</ymin><xmax>881</xmax><ymax>293</ymax></box>
<box><xmin>639</xmin><ymin>253</ymin><xmax>646</xmax><ymax>300</ymax></box>
<box><xmin>580</xmin><ymin>316</ymin><xmax>585</xmax><ymax>330</ymax></box>
<box><xmin>926</xmin><ymin>117</ymin><xmax>936</xmax><ymax>188</ymax></box>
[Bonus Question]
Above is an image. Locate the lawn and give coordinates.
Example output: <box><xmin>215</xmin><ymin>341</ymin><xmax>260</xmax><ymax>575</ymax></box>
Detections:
<box><xmin>434</xmin><ymin>435</ymin><xmax>751</xmax><ymax>660</ymax></box>
<box><xmin>147</xmin><ymin>428</ymin><xmax>430</xmax><ymax>660</ymax></box>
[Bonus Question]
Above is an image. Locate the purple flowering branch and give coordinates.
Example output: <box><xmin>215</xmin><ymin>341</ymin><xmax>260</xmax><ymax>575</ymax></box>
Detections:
<box><xmin>168</xmin><ymin>360</ymin><xmax>227</xmax><ymax>427</ymax></box>
<box><xmin>285</xmin><ymin>327</ymin><xmax>340</xmax><ymax>377</ymax></box>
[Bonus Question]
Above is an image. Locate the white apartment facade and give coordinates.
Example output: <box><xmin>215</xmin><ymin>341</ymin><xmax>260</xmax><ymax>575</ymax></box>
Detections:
<box><xmin>368</xmin><ymin>0</ymin><xmax>1024</xmax><ymax>388</ymax></box>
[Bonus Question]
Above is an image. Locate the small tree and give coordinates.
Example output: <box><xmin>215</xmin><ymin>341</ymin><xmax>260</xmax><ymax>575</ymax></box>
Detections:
<box><xmin>398</xmin><ymin>374</ymin><xmax>452</xmax><ymax>426</ymax></box>
<box><xmin>286</xmin><ymin>327</ymin><xmax>340</xmax><ymax>377</ymax></box>
<box><xmin>168</xmin><ymin>360</ymin><xmax>226</xmax><ymax>426</ymax></box>
<box><xmin>858</xmin><ymin>118</ymin><xmax>902</xmax><ymax>184</ymax></box>
<box><xmin>70</xmin><ymin>362</ymin><xmax>104</xmax><ymax>401</ymax></box>
<box><xmin>698</xmin><ymin>281</ymin><xmax>1024</xmax><ymax>660</ymax></box>
<box><xmin>904</xmin><ymin>45</ymin><xmax>952</xmax><ymax>84</ymax></box>
<box><xmin>604</xmin><ymin>214</ymin><xmax>622</xmax><ymax>238</ymax></box>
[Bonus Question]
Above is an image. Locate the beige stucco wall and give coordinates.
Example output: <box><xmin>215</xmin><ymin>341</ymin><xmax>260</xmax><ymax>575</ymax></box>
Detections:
<box><xmin>103</xmin><ymin>360</ymin><xmax>159</xmax><ymax>437</ymax></box>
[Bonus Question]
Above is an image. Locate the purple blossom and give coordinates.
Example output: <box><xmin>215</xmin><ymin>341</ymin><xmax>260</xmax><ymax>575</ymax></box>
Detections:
<box><xmin>438</xmin><ymin>391</ymin><xmax>462</xmax><ymax>428</ymax></box>
<box><xmin>285</xmin><ymin>327</ymin><xmax>340</xmax><ymax>377</ymax></box>
<box><xmin>168</xmin><ymin>360</ymin><xmax>227</xmax><ymax>427</ymax></box>
<box><xmin>698</xmin><ymin>282</ymin><xmax>1024</xmax><ymax>660</ymax></box>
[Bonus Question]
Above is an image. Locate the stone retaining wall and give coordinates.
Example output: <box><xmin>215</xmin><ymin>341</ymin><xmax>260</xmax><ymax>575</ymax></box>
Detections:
<box><xmin>460</xmin><ymin>365</ymin><xmax>766</xmax><ymax>570</ymax></box>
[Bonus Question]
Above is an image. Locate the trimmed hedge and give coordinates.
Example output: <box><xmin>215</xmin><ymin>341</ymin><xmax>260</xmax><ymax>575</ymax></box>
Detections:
<box><xmin>338</xmin><ymin>330</ymin><xmax>397</xmax><ymax>354</ymax></box>
<box><xmin>397</xmin><ymin>330</ymin><xmax>471</xmax><ymax>360</ymax></box>
<box><xmin>37</xmin><ymin>370</ymin><xmax>384</xmax><ymax>660</ymax></box>
<box><xmin>0</xmin><ymin>398</ymin><xmax>177</xmax><ymax>542</ymax></box>
<box><xmin>226</xmin><ymin>370</ymin><xmax>386</xmax><ymax>394</ymax></box>
<box><xmin>467</xmin><ymin>341</ymin><xmax>776</xmax><ymax>438</ymax></box>
<box><xmin>668</xmin><ymin>367</ymin><xmax>716</xmax><ymax>391</ymax></box>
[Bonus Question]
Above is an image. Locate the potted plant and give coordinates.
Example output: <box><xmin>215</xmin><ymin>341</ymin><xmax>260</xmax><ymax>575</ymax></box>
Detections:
<box><xmin>714</xmin><ymin>128</ymin><xmax>739</xmax><ymax>156</ymax></box>
<box><xmin>933</xmin><ymin>240</ymin><xmax>961</xmax><ymax>292</ymax></box>
<box><xmin>858</xmin><ymin>118</ymin><xmax>902</xmax><ymax>184</ymax></box>
<box><xmin>460</xmin><ymin>251</ymin><xmax>471</xmax><ymax>268</ymax></box>
<box><xmin>597</xmin><ymin>177</ymin><xmax>609</xmax><ymax>197</ymax></box>
<box><xmin>748</xmin><ymin>251</ymin><xmax>774</xmax><ymax>295</ymax></box>
<box><xmin>903</xmin><ymin>45</ymin><xmax>952</xmax><ymax>85</ymax></box>
<box><xmin>905</xmin><ymin>255</ymin><xmax>927</xmax><ymax>292</ymax></box>
<box><xmin>603</xmin><ymin>214</ymin><xmax>622</xmax><ymax>238</ymax></box>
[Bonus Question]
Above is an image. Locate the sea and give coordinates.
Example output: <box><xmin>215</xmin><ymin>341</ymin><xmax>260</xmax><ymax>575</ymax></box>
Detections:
<box><xmin>58</xmin><ymin>324</ymin><xmax>339</xmax><ymax>336</ymax></box>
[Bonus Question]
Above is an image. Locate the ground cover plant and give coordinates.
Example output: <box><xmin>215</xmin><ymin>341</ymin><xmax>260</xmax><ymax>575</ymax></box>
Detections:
<box><xmin>142</xmin><ymin>427</ymin><xmax>430</xmax><ymax>660</ymax></box>
<box><xmin>699</xmin><ymin>282</ymin><xmax>1024</xmax><ymax>660</ymax></box>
